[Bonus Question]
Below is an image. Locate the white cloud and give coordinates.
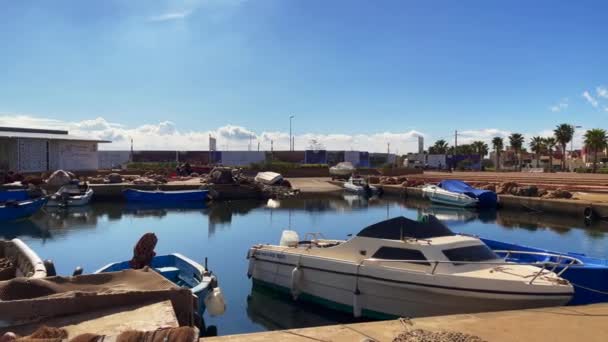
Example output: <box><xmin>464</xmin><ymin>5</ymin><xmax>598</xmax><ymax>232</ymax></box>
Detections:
<box><xmin>148</xmin><ymin>10</ymin><xmax>193</xmax><ymax>22</ymax></box>
<box><xmin>583</xmin><ymin>91</ymin><xmax>599</xmax><ymax>107</ymax></box>
<box><xmin>549</xmin><ymin>98</ymin><xmax>568</xmax><ymax>112</ymax></box>
<box><xmin>0</xmin><ymin>114</ymin><xmax>424</xmax><ymax>153</ymax></box>
<box><xmin>597</xmin><ymin>86</ymin><xmax>608</xmax><ymax>99</ymax></box>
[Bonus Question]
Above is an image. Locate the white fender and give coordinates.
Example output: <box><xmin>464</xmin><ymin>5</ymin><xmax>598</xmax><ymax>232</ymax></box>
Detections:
<box><xmin>353</xmin><ymin>291</ymin><xmax>362</xmax><ymax>318</ymax></box>
<box><xmin>204</xmin><ymin>287</ymin><xmax>226</xmax><ymax>317</ymax></box>
<box><xmin>291</xmin><ymin>267</ymin><xmax>302</xmax><ymax>299</ymax></box>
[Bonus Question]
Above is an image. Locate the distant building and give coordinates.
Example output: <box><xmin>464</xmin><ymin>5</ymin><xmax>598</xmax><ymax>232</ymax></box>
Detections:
<box><xmin>0</xmin><ymin>127</ymin><xmax>110</xmax><ymax>173</ymax></box>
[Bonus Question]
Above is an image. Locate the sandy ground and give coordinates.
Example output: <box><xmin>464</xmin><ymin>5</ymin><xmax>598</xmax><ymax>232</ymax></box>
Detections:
<box><xmin>204</xmin><ymin>303</ymin><xmax>608</xmax><ymax>342</ymax></box>
<box><xmin>286</xmin><ymin>177</ymin><xmax>342</xmax><ymax>193</ymax></box>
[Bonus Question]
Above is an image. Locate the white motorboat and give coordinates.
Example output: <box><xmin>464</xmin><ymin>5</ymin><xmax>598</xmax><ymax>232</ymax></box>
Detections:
<box><xmin>343</xmin><ymin>177</ymin><xmax>381</xmax><ymax>197</ymax></box>
<box><xmin>422</xmin><ymin>184</ymin><xmax>478</xmax><ymax>207</ymax></box>
<box><xmin>247</xmin><ymin>216</ymin><xmax>573</xmax><ymax>319</ymax></box>
<box><xmin>254</xmin><ymin>172</ymin><xmax>283</xmax><ymax>185</ymax></box>
<box><xmin>329</xmin><ymin>162</ymin><xmax>354</xmax><ymax>179</ymax></box>
<box><xmin>47</xmin><ymin>183</ymin><xmax>94</xmax><ymax>207</ymax></box>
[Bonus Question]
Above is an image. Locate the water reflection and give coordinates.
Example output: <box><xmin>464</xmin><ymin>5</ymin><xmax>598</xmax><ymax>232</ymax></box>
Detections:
<box><xmin>3</xmin><ymin>196</ymin><xmax>608</xmax><ymax>336</ymax></box>
<box><xmin>246</xmin><ymin>284</ymin><xmax>356</xmax><ymax>331</ymax></box>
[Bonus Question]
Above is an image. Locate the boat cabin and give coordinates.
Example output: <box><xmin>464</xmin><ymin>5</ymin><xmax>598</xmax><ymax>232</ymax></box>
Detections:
<box><xmin>270</xmin><ymin>216</ymin><xmax>503</xmax><ymax>274</ymax></box>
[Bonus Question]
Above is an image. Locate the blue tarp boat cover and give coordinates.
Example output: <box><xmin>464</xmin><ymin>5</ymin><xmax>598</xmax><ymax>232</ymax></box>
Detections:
<box><xmin>438</xmin><ymin>180</ymin><xmax>497</xmax><ymax>207</ymax></box>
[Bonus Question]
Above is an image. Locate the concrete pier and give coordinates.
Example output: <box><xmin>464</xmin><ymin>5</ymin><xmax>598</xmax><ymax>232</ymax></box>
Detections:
<box><xmin>204</xmin><ymin>303</ymin><xmax>608</xmax><ymax>342</ymax></box>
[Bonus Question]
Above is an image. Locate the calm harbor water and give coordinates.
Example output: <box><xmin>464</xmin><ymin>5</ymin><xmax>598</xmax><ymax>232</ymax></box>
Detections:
<box><xmin>3</xmin><ymin>196</ymin><xmax>608</xmax><ymax>335</ymax></box>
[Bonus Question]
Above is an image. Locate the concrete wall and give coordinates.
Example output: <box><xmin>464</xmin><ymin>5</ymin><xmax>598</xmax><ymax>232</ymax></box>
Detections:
<box><xmin>99</xmin><ymin>151</ymin><xmax>131</xmax><ymax>169</ymax></box>
<box><xmin>219</xmin><ymin>151</ymin><xmax>265</xmax><ymax>166</ymax></box>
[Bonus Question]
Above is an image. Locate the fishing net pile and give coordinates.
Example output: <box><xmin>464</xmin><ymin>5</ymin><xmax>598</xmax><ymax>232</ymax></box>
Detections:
<box><xmin>1</xmin><ymin>325</ymin><xmax>197</xmax><ymax>342</ymax></box>
<box><xmin>0</xmin><ymin>257</ymin><xmax>16</xmax><ymax>281</ymax></box>
<box><xmin>0</xmin><ymin>269</ymin><xmax>194</xmax><ymax>327</ymax></box>
<box><xmin>393</xmin><ymin>329</ymin><xmax>487</xmax><ymax>342</ymax></box>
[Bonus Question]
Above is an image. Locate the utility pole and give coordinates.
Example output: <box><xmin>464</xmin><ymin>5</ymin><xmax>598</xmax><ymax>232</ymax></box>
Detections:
<box><xmin>271</xmin><ymin>140</ymin><xmax>274</xmax><ymax>152</ymax></box>
<box><xmin>257</xmin><ymin>141</ymin><xmax>260</xmax><ymax>152</ymax></box>
<box><xmin>289</xmin><ymin>115</ymin><xmax>295</xmax><ymax>151</ymax></box>
<box><xmin>454</xmin><ymin>130</ymin><xmax>458</xmax><ymax>153</ymax></box>
<box><xmin>387</xmin><ymin>142</ymin><xmax>390</xmax><ymax>155</ymax></box>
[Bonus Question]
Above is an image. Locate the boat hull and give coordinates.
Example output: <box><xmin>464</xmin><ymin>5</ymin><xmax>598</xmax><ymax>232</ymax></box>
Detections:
<box><xmin>0</xmin><ymin>198</ymin><xmax>47</xmax><ymax>222</ymax></box>
<box><xmin>248</xmin><ymin>255</ymin><xmax>571</xmax><ymax>319</ymax></box>
<box><xmin>123</xmin><ymin>189</ymin><xmax>209</xmax><ymax>202</ymax></box>
<box><xmin>0</xmin><ymin>189</ymin><xmax>29</xmax><ymax>202</ymax></box>
<box><xmin>482</xmin><ymin>238</ymin><xmax>608</xmax><ymax>305</ymax></box>
<box><xmin>47</xmin><ymin>188</ymin><xmax>94</xmax><ymax>207</ymax></box>
<box><xmin>96</xmin><ymin>253</ymin><xmax>216</xmax><ymax>316</ymax></box>
<box><xmin>423</xmin><ymin>186</ymin><xmax>478</xmax><ymax>208</ymax></box>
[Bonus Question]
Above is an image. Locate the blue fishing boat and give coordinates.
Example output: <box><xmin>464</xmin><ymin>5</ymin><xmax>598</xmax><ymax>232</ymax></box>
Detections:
<box><xmin>438</xmin><ymin>180</ymin><xmax>498</xmax><ymax>207</ymax></box>
<box><xmin>481</xmin><ymin>237</ymin><xmax>608</xmax><ymax>305</ymax></box>
<box><xmin>96</xmin><ymin>253</ymin><xmax>225</xmax><ymax>319</ymax></box>
<box><xmin>123</xmin><ymin>188</ymin><xmax>209</xmax><ymax>202</ymax></box>
<box><xmin>0</xmin><ymin>197</ymin><xmax>47</xmax><ymax>222</ymax></box>
<box><xmin>0</xmin><ymin>189</ymin><xmax>29</xmax><ymax>202</ymax></box>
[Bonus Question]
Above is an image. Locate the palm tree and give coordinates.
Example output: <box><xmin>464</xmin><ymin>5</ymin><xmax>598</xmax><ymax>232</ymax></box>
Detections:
<box><xmin>492</xmin><ymin>137</ymin><xmax>504</xmax><ymax>170</ymax></box>
<box><xmin>554</xmin><ymin>124</ymin><xmax>574</xmax><ymax>170</ymax></box>
<box><xmin>509</xmin><ymin>133</ymin><xmax>525</xmax><ymax>170</ymax></box>
<box><xmin>471</xmin><ymin>141</ymin><xmax>489</xmax><ymax>157</ymax></box>
<box><xmin>529</xmin><ymin>136</ymin><xmax>545</xmax><ymax>167</ymax></box>
<box><xmin>544</xmin><ymin>137</ymin><xmax>557</xmax><ymax>172</ymax></box>
<box><xmin>430</xmin><ymin>139</ymin><xmax>449</xmax><ymax>154</ymax></box>
<box><xmin>584</xmin><ymin>129</ymin><xmax>608</xmax><ymax>173</ymax></box>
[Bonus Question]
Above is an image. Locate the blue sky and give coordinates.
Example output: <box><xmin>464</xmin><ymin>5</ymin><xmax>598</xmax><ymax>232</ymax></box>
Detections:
<box><xmin>1</xmin><ymin>0</ymin><xmax>607</xmax><ymax>151</ymax></box>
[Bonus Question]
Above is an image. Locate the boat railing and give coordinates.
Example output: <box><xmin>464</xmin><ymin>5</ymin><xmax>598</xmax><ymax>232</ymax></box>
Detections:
<box><xmin>492</xmin><ymin>249</ymin><xmax>583</xmax><ymax>276</ymax></box>
<box><xmin>303</xmin><ymin>232</ymin><xmax>327</xmax><ymax>241</ymax></box>
<box><xmin>361</xmin><ymin>257</ymin><xmax>580</xmax><ymax>285</ymax></box>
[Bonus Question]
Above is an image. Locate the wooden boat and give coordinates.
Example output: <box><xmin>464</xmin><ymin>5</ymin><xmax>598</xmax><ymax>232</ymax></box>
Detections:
<box><xmin>0</xmin><ymin>238</ymin><xmax>47</xmax><ymax>280</ymax></box>
<box><xmin>123</xmin><ymin>189</ymin><xmax>209</xmax><ymax>202</ymax></box>
<box><xmin>0</xmin><ymin>197</ymin><xmax>47</xmax><ymax>222</ymax></box>
<box><xmin>254</xmin><ymin>172</ymin><xmax>283</xmax><ymax>185</ymax></box>
<box><xmin>247</xmin><ymin>216</ymin><xmax>573</xmax><ymax>319</ymax></box>
<box><xmin>47</xmin><ymin>184</ymin><xmax>94</xmax><ymax>207</ymax></box>
<box><xmin>96</xmin><ymin>253</ymin><xmax>225</xmax><ymax>319</ymax></box>
<box><xmin>422</xmin><ymin>184</ymin><xmax>478</xmax><ymax>207</ymax></box>
<box><xmin>480</xmin><ymin>237</ymin><xmax>608</xmax><ymax>306</ymax></box>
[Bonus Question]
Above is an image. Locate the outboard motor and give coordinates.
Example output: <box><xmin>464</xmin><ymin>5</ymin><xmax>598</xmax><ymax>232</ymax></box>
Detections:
<box><xmin>44</xmin><ymin>259</ymin><xmax>57</xmax><ymax>277</ymax></box>
<box><xmin>364</xmin><ymin>184</ymin><xmax>373</xmax><ymax>198</ymax></box>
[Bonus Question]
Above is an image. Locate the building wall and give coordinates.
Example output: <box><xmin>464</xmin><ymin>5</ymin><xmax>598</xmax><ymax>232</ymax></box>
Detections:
<box><xmin>51</xmin><ymin>141</ymin><xmax>99</xmax><ymax>171</ymax></box>
<box><xmin>0</xmin><ymin>138</ymin><xmax>17</xmax><ymax>171</ymax></box>
<box><xmin>17</xmin><ymin>138</ymin><xmax>47</xmax><ymax>172</ymax></box>
<box><xmin>219</xmin><ymin>151</ymin><xmax>265</xmax><ymax>166</ymax></box>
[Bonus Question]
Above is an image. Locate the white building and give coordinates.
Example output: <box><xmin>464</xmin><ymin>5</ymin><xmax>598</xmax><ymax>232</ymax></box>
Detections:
<box><xmin>0</xmin><ymin>127</ymin><xmax>110</xmax><ymax>173</ymax></box>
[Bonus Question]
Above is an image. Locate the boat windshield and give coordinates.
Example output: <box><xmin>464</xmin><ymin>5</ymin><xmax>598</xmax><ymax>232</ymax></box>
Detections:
<box><xmin>442</xmin><ymin>245</ymin><xmax>499</xmax><ymax>266</ymax></box>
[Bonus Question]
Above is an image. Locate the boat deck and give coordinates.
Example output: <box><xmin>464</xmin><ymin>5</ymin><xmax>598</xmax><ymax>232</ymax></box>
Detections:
<box><xmin>203</xmin><ymin>303</ymin><xmax>608</xmax><ymax>342</ymax></box>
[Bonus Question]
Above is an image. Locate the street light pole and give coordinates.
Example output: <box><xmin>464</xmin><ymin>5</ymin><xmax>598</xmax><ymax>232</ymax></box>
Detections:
<box><xmin>289</xmin><ymin>115</ymin><xmax>295</xmax><ymax>151</ymax></box>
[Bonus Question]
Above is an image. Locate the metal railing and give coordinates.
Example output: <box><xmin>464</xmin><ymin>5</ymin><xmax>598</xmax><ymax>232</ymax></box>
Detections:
<box><xmin>492</xmin><ymin>249</ymin><xmax>583</xmax><ymax>277</ymax></box>
<box><xmin>360</xmin><ymin>257</ymin><xmax>581</xmax><ymax>285</ymax></box>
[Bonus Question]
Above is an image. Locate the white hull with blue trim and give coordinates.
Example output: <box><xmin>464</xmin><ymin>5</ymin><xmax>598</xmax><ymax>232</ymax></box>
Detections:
<box><xmin>247</xmin><ymin>216</ymin><xmax>573</xmax><ymax>319</ymax></box>
<box><xmin>422</xmin><ymin>184</ymin><xmax>478</xmax><ymax>207</ymax></box>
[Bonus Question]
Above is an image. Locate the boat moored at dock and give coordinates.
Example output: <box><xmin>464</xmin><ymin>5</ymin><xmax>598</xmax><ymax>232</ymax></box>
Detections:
<box><xmin>422</xmin><ymin>184</ymin><xmax>478</xmax><ymax>207</ymax></box>
<box><xmin>47</xmin><ymin>183</ymin><xmax>94</xmax><ymax>207</ymax></box>
<box><xmin>480</xmin><ymin>237</ymin><xmax>608</xmax><ymax>305</ymax></box>
<box><xmin>343</xmin><ymin>176</ymin><xmax>382</xmax><ymax>197</ymax></box>
<box><xmin>0</xmin><ymin>197</ymin><xmax>47</xmax><ymax>222</ymax></box>
<box><xmin>247</xmin><ymin>216</ymin><xmax>573</xmax><ymax>319</ymax></box>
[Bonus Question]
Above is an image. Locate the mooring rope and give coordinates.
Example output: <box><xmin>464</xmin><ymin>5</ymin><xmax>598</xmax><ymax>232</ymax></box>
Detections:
<box><xmin>571</xmin><ymin>282</ymin><xmax>608</xmax><ymax>295</ymax></box>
